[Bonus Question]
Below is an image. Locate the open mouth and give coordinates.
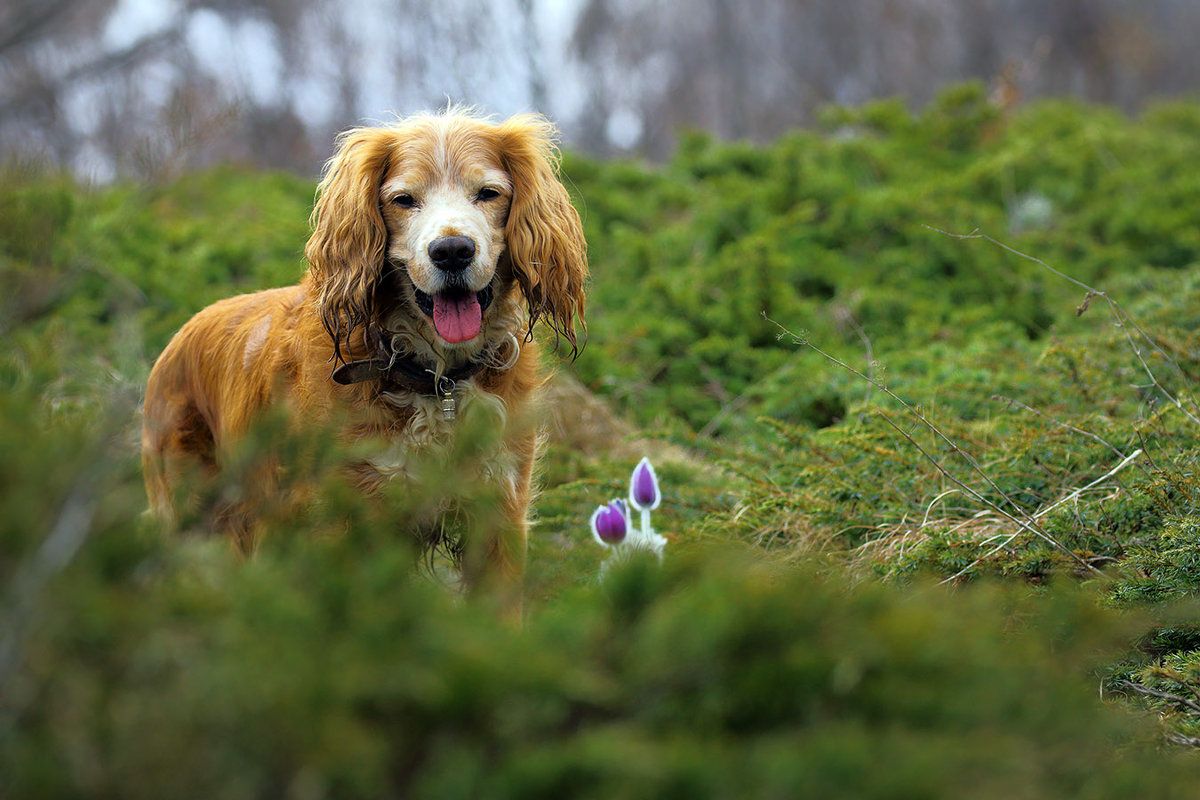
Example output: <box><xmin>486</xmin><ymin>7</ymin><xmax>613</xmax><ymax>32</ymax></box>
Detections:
<box><xmin>413</xmin><ymin>283</ymin><xmax>495</xmax><ymax>344</ymax></box>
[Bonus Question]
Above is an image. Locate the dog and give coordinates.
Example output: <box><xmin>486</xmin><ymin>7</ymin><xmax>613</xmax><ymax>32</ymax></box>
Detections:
<box><xmin>141</xmin><ymin>110</ymin><xmax>588</xmax><ymax>609</ymax></box>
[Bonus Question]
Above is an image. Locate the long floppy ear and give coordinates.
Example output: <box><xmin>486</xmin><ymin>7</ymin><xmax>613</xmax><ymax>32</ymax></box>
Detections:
<box><xmin>496</xmin><ymin>114</ymin><xmax>588</xmax><ymax>357</ymax></box>
<box><xmin>305</xmin><ymin>127</ymin><xmax>393</xmax><ymax>363</ymax></box>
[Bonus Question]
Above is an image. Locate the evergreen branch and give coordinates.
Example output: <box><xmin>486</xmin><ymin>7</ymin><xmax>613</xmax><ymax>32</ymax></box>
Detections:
<box><xmin>764</xmin><ymin>313</ymin><xmax>1100</xmax><ymax>575</ymax></box>
<box><xmin>1115</xmin><ymin>680</ymin><xmax>1200</xmax><ymax>716</ymax></box>
<box><xmin>874</xmin><ymin>409</ymin><xmax>1102</xmax><ymax>576</ymax></box>
<box><xmin>927</xmin><ymin>226</ymin><xmax>1200</xmax><ymax>428</ymax></box>
<box><xmin>1167</xmin><ymin>734</ymin><xmax>1200</xmax><ymax>749</ymax></box>
<box><xmin>0</xmin><ymin>392</ymin><xmax>134</xmax><ymax>688</ymax></box>
<box><xmin>936</xmin><ymin>447</ymin><xmax>1142</xmax><ymax>585</ymax></box>
<box><xmin>991</xmin><ymin>394</ymin><xmax>1129</xmax><ymax>460</ymax></box>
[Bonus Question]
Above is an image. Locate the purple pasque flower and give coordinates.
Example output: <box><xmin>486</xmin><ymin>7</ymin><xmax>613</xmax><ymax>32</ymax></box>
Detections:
<box><xmin>591</xmin><ymin>499</ymin><xmax>629</xmax><ymax>546</ymax></box>
<box><xmin>629</xmin><ymin>457</ymin><xmax>661</xmax><ymax>512</ymax></box>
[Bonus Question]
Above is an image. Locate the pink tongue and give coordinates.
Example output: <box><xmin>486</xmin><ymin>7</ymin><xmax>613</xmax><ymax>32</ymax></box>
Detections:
<box><xmin>431</xmin><ymin>291</ymin><xmax>482</xmax><ymax>343</ymax></box>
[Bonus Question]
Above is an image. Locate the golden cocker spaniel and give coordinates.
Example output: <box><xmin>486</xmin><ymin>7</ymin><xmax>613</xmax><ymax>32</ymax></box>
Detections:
<box><xmin>141</xmin><ymin>110</ymin><xmax>588</xmax><ymax>608</ymax></box>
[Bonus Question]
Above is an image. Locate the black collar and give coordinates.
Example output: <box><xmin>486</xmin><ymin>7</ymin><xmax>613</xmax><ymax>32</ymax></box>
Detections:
<box><xmin>330</xmin><ymin>326</ymin><xmax>490</xmax><ymax>397</ymax></box>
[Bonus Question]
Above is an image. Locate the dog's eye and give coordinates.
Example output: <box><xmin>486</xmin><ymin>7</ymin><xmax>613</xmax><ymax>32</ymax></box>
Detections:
<box><xmin>392</xmin><ymin>193</ymin><xmax>417</xmax><ymax>208</ymax></box>
<box><xmin>475</xmin><ymin>187</ymin><xmax>501</xmax><ymax>202</ymax></box>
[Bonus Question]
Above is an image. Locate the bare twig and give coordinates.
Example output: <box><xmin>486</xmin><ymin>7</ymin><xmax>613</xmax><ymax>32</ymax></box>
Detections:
<box><xmin>0</xmin><ymin>463</ymin><xmax>102</xmax><ymax>684</ymax></box>
<box><xmin>936</xmin><ymin>448</ymin><xmax>1142</xmax><ymax>585</ymax></box>
<box><xmin>992</xmin><ymin>394</ymin><xmax>1128</xmax><ymax>459</ymax></box>
<box><xmin>927</xmin><ymin>227</ymin><xmax>1200</xmax><ymax>428</ymax></box>
<box><xmin>1115</xmin><ymin>680</ymin><xmax>1200</xmax><ymax>716</ymax></box>
<box><xmin>1167</xmin><ymin>734</ymin><xmax>1200</xmax><ymax>749</ymax></box>
<box><xmin>0</xmin><ymin>0</ymin><xmax>74</xmax><ymax>56</ymax></box>
<box><xmin>1030</xmin><ymin>449</ymin><xmax>1142</xmax><ymax>522</ymax></box>
<box><xmin>764</xmin><ymin>312</ymin><xmax>1099</xmax><ymax>574</ymax></box>
<box><xmin>0</xmin><ymin>28</ymin><xmax>182</xmax><ymax>120</ymax></box>
<box><xmin>875</xmin><ymin>410</ymin><xmax>1102</xmax><ymax>575</ymax></box>
<box><xmin>831</xmin><ymin>303</ymin><xmax>876</xmax><ymax>408</ymax></box>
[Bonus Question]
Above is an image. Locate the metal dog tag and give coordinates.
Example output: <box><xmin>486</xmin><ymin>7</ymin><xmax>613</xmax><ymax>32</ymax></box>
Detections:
<box><xmin>437</xmin><ymin>377</ymin><xmax>457</xmax><ymax>420</ymax></box>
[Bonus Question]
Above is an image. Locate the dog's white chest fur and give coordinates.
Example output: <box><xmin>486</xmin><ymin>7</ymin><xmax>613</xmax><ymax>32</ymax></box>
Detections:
<box><xmin>368</xmin><ymin>383</ymin><xmax>517</xmax><ymax>496</ymax></box>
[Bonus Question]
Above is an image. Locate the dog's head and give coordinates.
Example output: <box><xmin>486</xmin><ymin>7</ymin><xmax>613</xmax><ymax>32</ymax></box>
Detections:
<box><xmin>305</xmin><ymin>111</ymin><xmax>588</xmax><ymax>363</ymax></box>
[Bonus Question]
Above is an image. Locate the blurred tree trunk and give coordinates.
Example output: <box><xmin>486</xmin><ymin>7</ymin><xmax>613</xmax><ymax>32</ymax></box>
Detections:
<box><xmin>5</xmin><ymin>0</ymin><xmax>1200</xmax><ymax>171</ymax></box>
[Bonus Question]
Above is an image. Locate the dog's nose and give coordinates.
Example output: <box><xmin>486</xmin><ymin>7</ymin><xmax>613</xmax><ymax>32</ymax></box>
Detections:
<box><xmin>428</xmin><ymin>236</ymin><xmax>476</xmax><ymax>272</ymax></box>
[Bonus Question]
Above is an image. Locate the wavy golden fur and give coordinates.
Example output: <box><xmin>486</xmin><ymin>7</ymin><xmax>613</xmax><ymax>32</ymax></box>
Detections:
<box><xmin>142</xmin><ymin>110</ymin><xmax>588</xmax><ymax>611</ymax></box>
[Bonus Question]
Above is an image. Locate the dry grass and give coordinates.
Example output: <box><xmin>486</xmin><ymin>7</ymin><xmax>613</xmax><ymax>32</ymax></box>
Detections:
<box><xmin>541</xmin><ymin>370</ymin><xmax>694</xmax><ymax>465</ymax></box>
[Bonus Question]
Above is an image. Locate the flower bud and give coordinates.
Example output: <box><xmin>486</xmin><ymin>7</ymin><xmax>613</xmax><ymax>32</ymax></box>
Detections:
<box><xmin>590</xmin><ymin>500</ymin><xmax>628</xmax><ymax>545</ymax></box>
<box><xmin>629</xmin><ymin>457</ymin><xmax>661</xmax><ymax>511</ymax></box>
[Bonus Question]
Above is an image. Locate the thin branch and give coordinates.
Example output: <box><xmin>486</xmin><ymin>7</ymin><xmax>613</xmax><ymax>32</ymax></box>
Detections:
<box><xmin>936</xmin><ymin>448</ymin><xmax>1142</xmax><ymax>586</ymax></box>
<box><xmin>1030</xmin><ymin>449</ymin><xmax>1142</xmax><ymax>523</ymax></box>
<box><xmin>0</xmin><ymin>28</ymin><xmax>181</xmax><ymax>120</ymax></box>
<box><xmin>764</xmin><ymin>313</ymin><xmax>1091</xmax><ymax>567</ymax></box>
<box><xmin>1115</xmin><ymin>680</ymin><xmax>1200</xmax><ymax>716</ymax></box>
<box><xmin>0</xmin><ymin>460</ymin><xmax>102</xmax><ymax>683</ymax></box>
<box><xmin>832</xmin><ymin>303</ymin><xmax>875</xmax><ymax>408</ymax></box>
<box><xmin>0</xmin><ymin>0</ymin><xmax>75</xmax><ymax>56</ymax></box>
<box><xmin>992</xmin><ymin>394</ymin><xmax>1127</xmax><ymax>459</ymax></box>
<box><xmin>927</xmin><ymin>226</ymin><xmax>1200</xmax><ymax>428</ymax></box>
<box><xmin>1167</xmin><ymin>734</ymin><xmax>1200</xmax><ymax>749</ymax></box>
<box><xmin>875</xmin><ymin>409</ymin><xmax>1102</xmax><ymax>576</ymax></box>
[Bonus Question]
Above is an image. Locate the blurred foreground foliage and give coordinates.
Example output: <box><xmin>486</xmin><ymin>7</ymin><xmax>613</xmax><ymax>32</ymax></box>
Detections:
<box><xmin>5</xmin><ymin>84</ymin><xmax>1200</xmax><ymax>793</ymax></box>
<box><xmin>2</xmin><ymin>422</ymin><xmax>1198</xmax><ymax>797</ymax></box>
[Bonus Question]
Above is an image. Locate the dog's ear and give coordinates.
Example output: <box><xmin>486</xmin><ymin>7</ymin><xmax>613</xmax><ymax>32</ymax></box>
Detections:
<box><xmin>305</xmin><ymin>127</ymin><xmax>393</xmax><ymax>362</ymax></box>
<box><xmin>495</xmin><ymin>114</ymin><xmax>588</xmax><ymax>357</ymax></box>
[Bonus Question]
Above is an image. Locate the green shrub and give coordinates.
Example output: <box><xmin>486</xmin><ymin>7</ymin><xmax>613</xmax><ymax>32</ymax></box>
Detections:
<box><xmin>7</xmin><ymin>84</ymin><xmax>1200</xmax><ymax>778</ymax></box>
<box><xmin>4</xmin><ymin>476</ymin><xmax>1197</xmax><ymax>799</ymax></box>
